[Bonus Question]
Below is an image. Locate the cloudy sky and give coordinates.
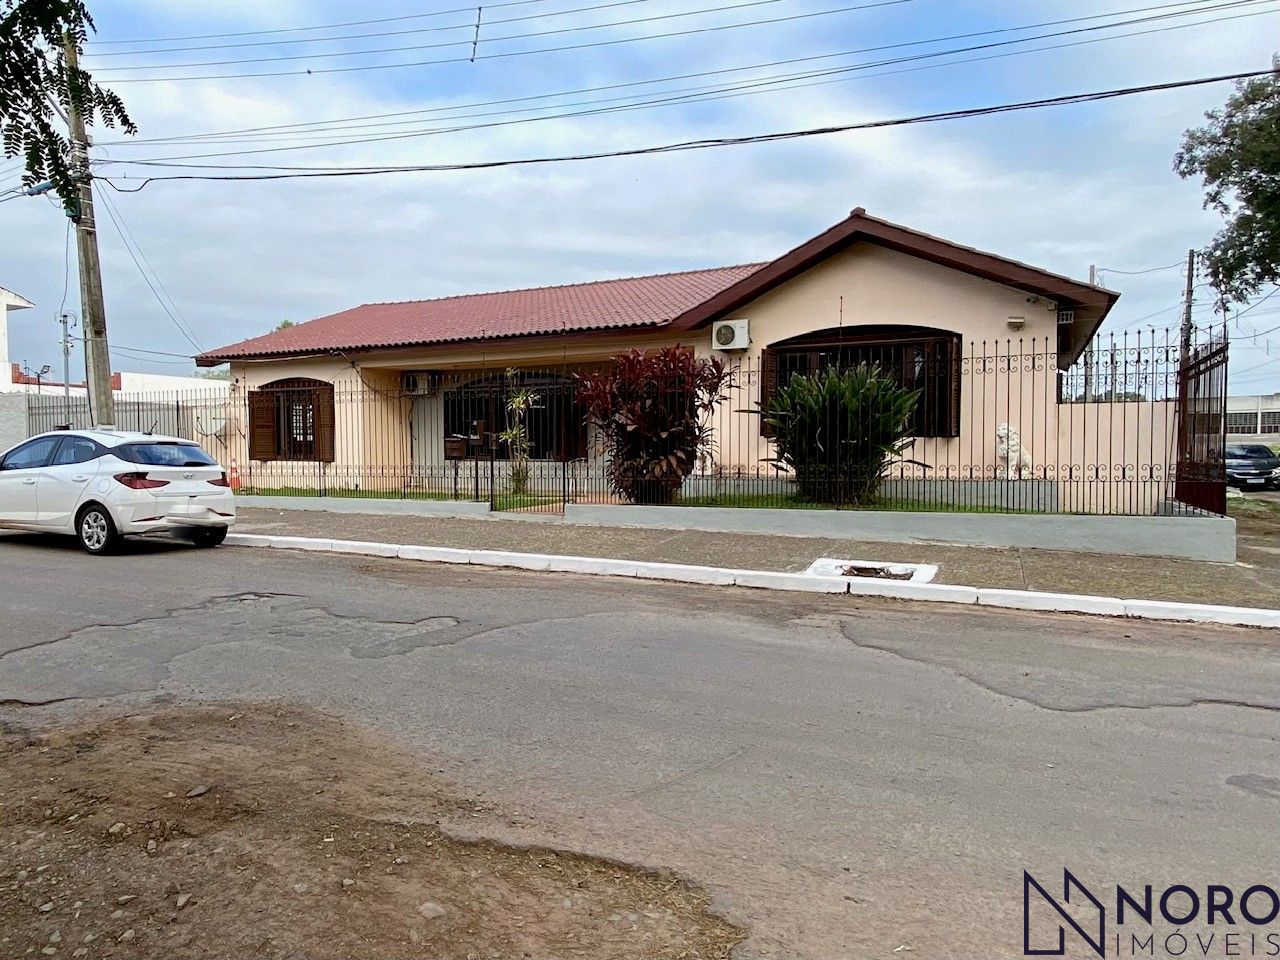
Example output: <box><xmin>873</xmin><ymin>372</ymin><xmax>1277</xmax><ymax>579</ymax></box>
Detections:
<box><xmin>1</xmin><ymin>0</ymin><xmax>1277</xmax><ymax>393</ymax></box>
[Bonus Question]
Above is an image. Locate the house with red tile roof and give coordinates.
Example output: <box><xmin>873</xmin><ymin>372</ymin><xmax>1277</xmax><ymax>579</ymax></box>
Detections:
<box><xmin>193</xmin><ymin>207</ymin><xmax>1203</xmax><ymax>515</ymax></box>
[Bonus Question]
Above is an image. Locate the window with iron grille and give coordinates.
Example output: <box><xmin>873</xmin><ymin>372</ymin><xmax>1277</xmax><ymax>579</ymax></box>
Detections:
<box><xmin>248</xmin><ymin>378</ymin><xmax>335</xmax><ymax>462</ymax></box>
<box><xmin>759</xmin><ymin>326</ymin><xmax>962</xmax><ymax>438</ymax></box>
<box><xmin>1226</xmin><ymin>411</ymin><xmax>1260</xmax><ymax>434</ymax></box>
<box><xmin>1262</xmin><ymin>411</ymin><xmax>1280</xmax><ymax>434</ymax></box>
<box><xmin>443</xmin><ymin>372</ymin><xmax>587</xmax><ymax>461</ymax></box>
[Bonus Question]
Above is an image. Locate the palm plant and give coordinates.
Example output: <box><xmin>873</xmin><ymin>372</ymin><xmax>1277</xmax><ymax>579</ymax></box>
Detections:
<box><xmin>498</xmin><ymin>368</ymin><xmax>537</xmax><ymax>495</ymax></box>
<box><xmin>763</xmin><ymin>364</ymin><xmax>920</xmax><ymax>505</ymax></box>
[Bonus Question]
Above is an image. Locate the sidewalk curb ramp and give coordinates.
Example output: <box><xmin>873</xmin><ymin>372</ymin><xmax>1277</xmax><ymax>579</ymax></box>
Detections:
<box><xmin>225</xmin><ymin>533</ymin><xmax>1280</xmax><ymax>630</ymax></box>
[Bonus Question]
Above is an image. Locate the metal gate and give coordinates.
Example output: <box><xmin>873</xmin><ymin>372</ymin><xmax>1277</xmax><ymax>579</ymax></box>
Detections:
<box><xmin>444</xmin><ymin>370</ymin><xmax>586</xmax><ymax>514</ymax></box>
<box><xmin>1174</xmin><ymin>338</ymin><xmax>1228</xmax><ymax>515</ymax></box>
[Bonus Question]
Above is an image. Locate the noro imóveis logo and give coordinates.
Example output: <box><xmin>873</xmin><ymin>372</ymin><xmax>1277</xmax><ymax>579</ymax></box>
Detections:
<box><xmin>1025</xmin><ymin>869</ymin><xmax>1106</xmax><ymax>957</ymax></box>
<box><xmin>1022</xmin><ymin>871</ymin><xmax>1280</xmax><ymax>959</ymax></box>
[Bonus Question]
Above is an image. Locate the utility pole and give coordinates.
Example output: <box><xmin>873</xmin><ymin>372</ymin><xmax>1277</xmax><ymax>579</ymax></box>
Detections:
<box><xmin>63</xmin><ymin>33</ymin><xmax>114</xmax><ymax>427</ymax></box>
<box><xmin>1180</xmin><ymin>248</ymin><xmax>1196</xmax><ymax>365</ymax></box>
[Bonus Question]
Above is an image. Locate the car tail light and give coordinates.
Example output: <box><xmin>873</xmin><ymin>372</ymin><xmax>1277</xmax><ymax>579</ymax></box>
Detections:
<box><xmin>208</xmin><ymin>472</ymin><xmax>231</xmax><ymax>487</ymax></box>
<box><xmin>113</xmin><ymin>471</ymin><xmax>169</xmax><ymax>490</ymax></box>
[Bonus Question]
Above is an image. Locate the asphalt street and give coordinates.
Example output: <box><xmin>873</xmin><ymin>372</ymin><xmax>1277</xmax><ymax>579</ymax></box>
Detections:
<box><xmin>1</xmin><ymin>533</ymin><xmax>1278</xmax><ymax>959</ymax></box>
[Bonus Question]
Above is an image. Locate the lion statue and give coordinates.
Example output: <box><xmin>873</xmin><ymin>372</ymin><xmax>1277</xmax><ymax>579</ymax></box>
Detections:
<box><xmin>995</xmin><ymin>423</ymin><xmax>1033</xmax><ymax>480</ymax></box>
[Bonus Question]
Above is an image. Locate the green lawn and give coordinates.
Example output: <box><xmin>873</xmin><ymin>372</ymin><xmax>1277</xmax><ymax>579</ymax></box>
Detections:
<box><xmin>673</xmin><ymin>491</ymin><xmax>1040</xmax><ymax>514</ymax></box>
<box><xmin>1228</xmin><ymin>496</ymin><xmax>1280</xmax><ymax>519</ymax></box>
<box><xmin>240</xmin><ymin>484</ymin><xmax>557</xmax><ymax>511</ymax></box>
<box><xmin>675</xmin><ymin>492</ymin><xmax>828</xmax><ymax>510</ymax></box>
<box><xmin>492</xmin><ymin>493</ymin><xmax>564</xmax><ymax>511</ymax></box>
<box><xmin>239</xmin><ymin>484</ymin><xmax>1040</xmax><ymax>514</ymax></box>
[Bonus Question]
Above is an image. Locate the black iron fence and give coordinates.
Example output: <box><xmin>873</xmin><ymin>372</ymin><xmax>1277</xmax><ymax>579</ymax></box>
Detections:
<box><xmin>22</xmin><ymin>327</ymin><xmax>1228</xmax><ymax>517</ymax></box>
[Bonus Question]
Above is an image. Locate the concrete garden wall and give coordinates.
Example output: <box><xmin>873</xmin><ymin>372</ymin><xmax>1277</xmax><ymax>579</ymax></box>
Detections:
<box><xmin>562</xmin><ymin>503</ymin><xmax>1236</xmax><ymax>562</ymax></box>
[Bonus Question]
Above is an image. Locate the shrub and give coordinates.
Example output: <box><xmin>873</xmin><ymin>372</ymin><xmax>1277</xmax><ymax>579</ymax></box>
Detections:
<box><xmin>576</xmin><ymin>347</ymin><xmax>732</xmax><ymax>505</ymax></box>
<box><xmin>763</xmin><ymin>364</ymin><xmax>919</xmax><ymax>505</ymax></box>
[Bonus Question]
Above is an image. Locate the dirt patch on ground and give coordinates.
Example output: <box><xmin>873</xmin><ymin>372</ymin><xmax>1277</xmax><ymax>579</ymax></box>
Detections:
<box><xmin>0</xmin><ymin>703</ymin><xmax>742</xmax><ymax>959</ymax></box>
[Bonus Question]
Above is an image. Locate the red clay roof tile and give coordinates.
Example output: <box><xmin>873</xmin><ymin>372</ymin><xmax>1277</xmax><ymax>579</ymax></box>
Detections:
<box><xmin>198</xmin><ymin>264</ymin><xmax>764</xmax><ymax>365</ymax></box>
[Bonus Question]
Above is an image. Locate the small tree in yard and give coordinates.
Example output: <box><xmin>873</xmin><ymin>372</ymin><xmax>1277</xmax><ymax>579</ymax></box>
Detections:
<box><xmin>763</xmin><ymin>364</ymin><xmax>919</xmax><ymax>506</ymax></box>
<box><xmin>576</xmin><ymin>347</ymin><xmax>732</xmax><ymax>505</ymax></box>
<box><xmin>498</xmin><ymin>368</ymin><xmax>536</xmax><ymax>496</ymax></box>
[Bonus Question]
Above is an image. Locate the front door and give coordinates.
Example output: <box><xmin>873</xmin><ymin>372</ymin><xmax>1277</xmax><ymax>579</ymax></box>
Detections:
<box><xmin>0</xmin><ymin>435</ymin><xmax>62</xmax><ymax>525</ymax></box>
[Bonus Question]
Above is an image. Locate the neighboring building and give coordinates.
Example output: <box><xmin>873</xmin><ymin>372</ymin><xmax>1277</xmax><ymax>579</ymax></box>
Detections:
<box><xmin>1227</xmin><ymin>393</ymin><xmax>1280</xmax><ymax>442</ymax></box>
<box><xmin>9</xmin><ymin>364</ymin><xmax>229</xmax><ymax>395</ymax></box>
<box><xmin>0</xmin><ymin>285</ymin><xmax>229</xmax><ymax>449</ymax></box>
<box><xmin>196</xmin><ymin>207</ymin><xmax>1221</xmax><ymax>514</ymax></box>
<box><xmin>0</xmin><ymin>286</ymin><xmax>35</xmax><ymax>392</ymax></box>
<box><xmin>0</xmin><ymin>285</ymin><xmax>227</xmax><ymax>396</ymax></box>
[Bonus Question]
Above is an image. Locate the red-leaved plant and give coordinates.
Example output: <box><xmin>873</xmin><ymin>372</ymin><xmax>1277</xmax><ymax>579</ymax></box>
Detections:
<box><xmin>576</xmin><ymin>347</ymin><xmax>733</xmax><ymax>504</ymax></box>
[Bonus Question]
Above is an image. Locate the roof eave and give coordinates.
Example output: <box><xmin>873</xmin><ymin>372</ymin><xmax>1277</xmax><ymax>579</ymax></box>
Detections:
<box><xmin>195</xmin><ymin>318</ymin><xmax>677</xmax><ymax>367</ymax></box>
<box><xmin>669</xmin><ymin>208</ymin><xmax>1119</xmax><ymax>331</ymax></box>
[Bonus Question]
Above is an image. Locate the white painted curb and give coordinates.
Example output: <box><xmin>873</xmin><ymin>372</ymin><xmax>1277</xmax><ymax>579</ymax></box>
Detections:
<box><xmin>224</xmin><ymin>533</ymin><xmax>1280</xmax><ymax>630</ymax></box>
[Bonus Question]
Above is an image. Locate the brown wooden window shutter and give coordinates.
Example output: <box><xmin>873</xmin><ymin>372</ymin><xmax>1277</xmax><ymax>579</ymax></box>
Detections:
<box><xmin>759</xmin><ymin>348</ymin><xmax>779</xmax><ymax>438</ymax></box>
<box><xmin>313</xmin><ymin>386</ymin><xmax>336</xmax><ymax>463</ymax></box>
<box><xmin>248</xmin><ymin>390</ymin><xmax>277</xmax><ymax>461</ymax></box>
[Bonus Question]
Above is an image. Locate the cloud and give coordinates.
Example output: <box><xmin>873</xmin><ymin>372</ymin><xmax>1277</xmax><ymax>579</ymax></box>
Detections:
<box><xmin>2</xmin><ymin>0</ymin><xmax>1275</xmax><ymax>389</ymax></box>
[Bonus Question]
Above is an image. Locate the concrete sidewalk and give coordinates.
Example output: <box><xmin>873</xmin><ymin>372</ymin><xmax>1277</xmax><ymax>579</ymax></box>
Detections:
<box><xmin>233</xmin><ymin>503</ymin><xmax>1280</xmax><ymax>611</ymax></box>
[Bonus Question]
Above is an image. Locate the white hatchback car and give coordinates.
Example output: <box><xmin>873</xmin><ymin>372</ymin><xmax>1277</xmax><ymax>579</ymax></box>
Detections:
<box><xmin>0</xmin><ymin>430</ymin><xmax>236</xmax><ymax>554</ymax></box>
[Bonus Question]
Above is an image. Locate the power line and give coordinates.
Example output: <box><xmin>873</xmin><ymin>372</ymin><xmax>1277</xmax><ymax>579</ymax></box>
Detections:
<box><xmin>96</xmin><ymin>0</ymin><xmax>1266</xmax><ymax>158</ymax></box>
<box><xmin>87</xmin><ymin>0</ymin><xmax>575</xmax><ymax>45</ymax></box>
<box><xmin>90</xmin><ymin>0</ymin><xmax>790</xmax><ymax>71</ymax></box>
<box><xmin>95</xmin><ymin>190</ymin><xmax>204</xmax><ymax>350</ymax></box>
<box><xmin>112</xmin><ymin>349</ymin><xmax>195</xmax><ymax>367</ymax></box>
<box><xmin>1096</xmin><ymin>259</ymin><xmax>1185</xmax><ymax>276</ymax></box>
<box><xmin>100</xmin><ymin>0</ymin><xmax>1240</xmax><ymax>146</ymax></box>
<box><xmin>1111</xmin><ymin>301</ymin><xmax>1188</xmax><ymax>330</ymax></box>
<box><xmin>100</xmin><ymin>0</ymin><xmax>920</xmax><ymax>83</ymax></box>
<box><xmin>74</xmin><ymin>337</ymin><xmax>194</xmax><ymax>359</ymax></box>
<box><xmin>86</xmin><ymin>0</ymin><xmax>698</xmax><ymax>57</ymax></box>
<box><xmin>1239</xmin><ymin>320</ymin><xmax>1280</xmax><ymax>339</ymax></box>
<box><xmin>1234</xmin><ymin>286</ymin><xmax>1280</xmax><ymax>318</ymax></box>
<box><xmin>96</xmin><ymin>6</ymin><xmax>1277</xmax><ymax>171</ymax></box>
<box><xmin>1231</xmin><ymin>356</ymin><xmax>1278</xmax><ymax>377</ymax></box>
<box><xmin>95</xmin><ymin>68</ymin><xmax>1278</xmax><ymax>188</ymax></box>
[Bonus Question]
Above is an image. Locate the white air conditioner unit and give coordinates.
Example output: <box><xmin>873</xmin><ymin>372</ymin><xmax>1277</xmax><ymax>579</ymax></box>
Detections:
<box><xmin>400</xmin><ymin>370</ymin><xmax>440</xmax><ymax>396</ymax></box>
<box><xmin>712</xmin><ymin>318</ymin><xmax>750</xmax><ymax>351</ymax></box>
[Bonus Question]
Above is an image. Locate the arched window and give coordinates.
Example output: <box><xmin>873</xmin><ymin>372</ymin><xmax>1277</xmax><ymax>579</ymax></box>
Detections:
<box><xmin>248</xmin><ymin>378</ymin><xmax>335</xmax><ymax>462</ymax></box>
<box><xmin>760</xmin><ymin>325</ymin><xmax>962</xmax><ymax>438</ymax></box>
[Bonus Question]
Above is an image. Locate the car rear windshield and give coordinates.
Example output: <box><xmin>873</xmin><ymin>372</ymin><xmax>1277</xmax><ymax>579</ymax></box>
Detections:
<box><xmin>115</xmin><ymin>442</ymin><xmax>217</xmax><ymax>467</ymax></box>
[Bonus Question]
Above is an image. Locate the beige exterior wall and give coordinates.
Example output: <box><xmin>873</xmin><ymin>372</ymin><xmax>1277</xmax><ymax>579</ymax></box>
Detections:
<box><xmin>231</xmin><ymin>359</ymin><xmax>379</xmax><ymax>492</ymax></box>
<box><xmin>1055</xmin><ymin>399</ymin><xmax>1178</xmax><ymax>514</ymax></box>
<box><xmin>698</xmin><ymin>242</ymin><xmax>1060</xmax><ymax>478</ymax></box>
<box><xmin>706</xmin><ymin>243</ymin><xmax>1058</xmax><ymax>363</ymax></box>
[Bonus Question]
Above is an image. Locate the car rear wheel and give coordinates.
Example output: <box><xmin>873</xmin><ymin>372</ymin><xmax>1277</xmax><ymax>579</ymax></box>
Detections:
<box><xmin>191</xmin><ymin>526</ymin><xmax>228</xmax><ymax>548</ymax></box>
<box><xmin>77</xmin><ymin>506</ymin><xmax>119</xmax><ymax>555</ymax></box>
